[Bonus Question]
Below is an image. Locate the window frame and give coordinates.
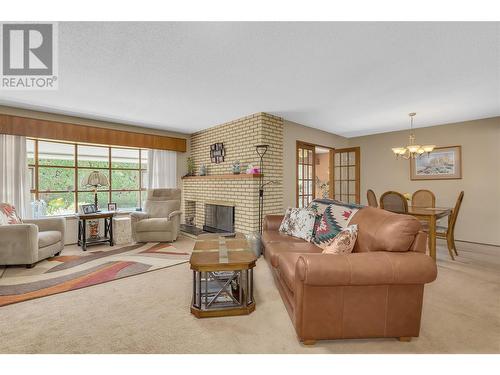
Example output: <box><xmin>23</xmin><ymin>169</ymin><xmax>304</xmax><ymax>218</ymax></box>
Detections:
<box><xmin>28</xmin><ymin>138</ymin><xmax>148</xmax><ymax>215</ymax></box>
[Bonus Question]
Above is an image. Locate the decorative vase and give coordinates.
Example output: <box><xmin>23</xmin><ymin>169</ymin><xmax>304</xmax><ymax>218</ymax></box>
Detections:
<box><xmin>232</xmin><ymin>161</ymin><xmax>241</xmax><ymax>174</ymax></box>
<box><xmin>199</xmin><ymin>164</ymin><xmax>207</xmax><ymax>176</ymax></box>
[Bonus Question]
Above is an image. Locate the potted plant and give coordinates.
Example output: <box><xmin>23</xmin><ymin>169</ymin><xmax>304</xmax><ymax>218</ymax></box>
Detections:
<box><xmin>186</xmin><ymin>157</ymin><xmax>196</xmax><ymax>176</ymax></box>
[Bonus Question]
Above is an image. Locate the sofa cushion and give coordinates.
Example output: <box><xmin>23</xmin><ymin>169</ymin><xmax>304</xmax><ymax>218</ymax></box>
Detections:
<box><xmin>0</xmin><ymin>203</ymin><xmax>22</xmax><ymax>225</ymax></box>
<box><xmin>277</xmin><ymin>252</ymin><xmax>302</xmax><ymax>293</ymax></box>
<box><xmin>279</xmin><ymin>207</ymin><xmax>316</xmax><ymax>242</ymax></box>
<box><xmin>312</xmin><ymin>201</ymin><xmax>361</xmax><ymax>248</ymax></box>
<box><xmin>265</xmin><ymin>241</ymin><xmax>322</xmax><ymax>268</ymax></box>
<box><xmin>262</xmin><ymin>230</ymin><xmax>305</xmax><ymax>245</ymax></box>
<box><xmin>38</xmin><ymin>230</ymin><xmax>62</xmax><ymax>248</ymax></box>
<box><xmin>349</xmin><ymin>207</ymin><xmax>422</xmax><ymax>252</ymax></box>
<box><xmin>135</xmin><ymin>218</ymin><xmax>174</xmax><ymax>232</ymax></box>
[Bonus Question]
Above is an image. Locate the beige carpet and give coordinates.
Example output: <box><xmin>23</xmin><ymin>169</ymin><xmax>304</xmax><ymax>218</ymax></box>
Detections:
<box><xmin>0</xmin><ymin>236</ymin><xmax>498</xmax><ymax>354</ymax></box>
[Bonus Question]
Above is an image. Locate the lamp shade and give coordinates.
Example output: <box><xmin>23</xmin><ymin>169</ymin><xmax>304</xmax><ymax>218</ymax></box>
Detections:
<box><xmin>81</xmin><ymin>170</ymin><xmax>109</xmax><ymax>187</ymax></box>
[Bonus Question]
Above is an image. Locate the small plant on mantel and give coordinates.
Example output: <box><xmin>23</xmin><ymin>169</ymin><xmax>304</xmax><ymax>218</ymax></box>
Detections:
<box><xmin>186</xmin><ymin>157</ymin><xmax>196</xmax><ymax>176</ymax></box>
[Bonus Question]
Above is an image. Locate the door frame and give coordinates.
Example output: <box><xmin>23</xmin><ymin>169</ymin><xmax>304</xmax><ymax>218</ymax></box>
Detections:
<box><xmin>296</xmin><ymin>141</ymin><xmax>335</xmax><ymax>207</ymax></box>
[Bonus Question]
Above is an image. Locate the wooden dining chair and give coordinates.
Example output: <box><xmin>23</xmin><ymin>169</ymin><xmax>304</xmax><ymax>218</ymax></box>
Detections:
<box><xmin>367</xmin><ymin>189</ymin><xmax>378</xmax><ymax>208</ymax></box>
<box><xmin>379</xmin><ymin>191</ymin><xmax>408</xmax><ymax>214</ymax></box>
<box><xmin>412</xmin><ymin>189</ymin><xmax>436</xmax><ymax>208</ymax></box>
<box><xmin>423</xmin><ymin>191</ymin><xmax>464</xmax><ymax>260</ymax></box>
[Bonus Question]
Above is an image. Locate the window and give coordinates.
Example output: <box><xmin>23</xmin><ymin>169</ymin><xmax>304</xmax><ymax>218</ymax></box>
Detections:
<box><xmin>28</xmin><ymin>139</ymin><xmax>148</xmax><ymax>216</ymax></box>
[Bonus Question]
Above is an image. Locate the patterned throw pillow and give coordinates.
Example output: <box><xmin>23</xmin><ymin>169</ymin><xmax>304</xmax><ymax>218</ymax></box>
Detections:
<box><xmin>323</xmin><ymin>225</ymin><xmax>358</xmax><ymax>254</ymax></box>
<box><xmin>0</xmin><ymin>203</ymin><xmax>22</xmax><ymax>225</ymax></box>
<box><xmin>312</xmin><ymin>201</ymin><xmax>362</xmax><ymax>248</ymax></box>
<box><xmin>279</xmin><ymin>207</ymin><xmax>316</xmax><ymax>242</ymax></box>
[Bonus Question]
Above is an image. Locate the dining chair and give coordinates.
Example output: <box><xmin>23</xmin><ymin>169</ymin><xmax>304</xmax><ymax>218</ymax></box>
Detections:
<box><xmin>423</xmin><ymin>191</ymin><xmax>464</xmax><ymax>260</ymax></box>
<box><xmin>379</xmin><ymin>191</ymin><xmax>408</xmax><ymax>214</ymax></box>
<box><xmin>366</xmin><ymin>189</ymin><xmax>378</xmax><ymax>208</ymax></box>
<box><xmin>412</xmin><ymin>189</ymin><xmax>436</xmax><ymax>208</ymax></box>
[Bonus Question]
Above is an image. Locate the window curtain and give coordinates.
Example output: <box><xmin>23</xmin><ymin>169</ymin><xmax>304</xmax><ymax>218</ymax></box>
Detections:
<box><xmin>147</xmin><ymin>149</ymin><xmax>177</xmax><ymax>189</ymax></box>
<box><xmin>0</xmin><ymin>134</ymin><xmax>31</xmax><ymax>218</ymax></box>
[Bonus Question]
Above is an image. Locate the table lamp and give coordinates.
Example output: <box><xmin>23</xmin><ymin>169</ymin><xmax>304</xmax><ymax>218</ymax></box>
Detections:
<box><xmin>82</xmin><ymin>171</ymin><xmax>109</xmax><ymax>212</ymax></box>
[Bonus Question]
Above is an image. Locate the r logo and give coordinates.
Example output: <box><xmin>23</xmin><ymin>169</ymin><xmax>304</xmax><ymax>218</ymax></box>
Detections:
<box><xmin>2</xmin><ymin>24</ymin><xmax>53</xmax><ymax>76</ymax></box>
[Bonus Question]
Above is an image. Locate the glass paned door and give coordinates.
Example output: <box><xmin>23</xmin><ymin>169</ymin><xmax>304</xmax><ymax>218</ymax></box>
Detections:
<box><xmin>333</xmin><ymin>147</ymin><xmax>360</xmax><ymax>204</ymax></box>
<box><xmin>297</xmin><ymin>143</ymin><xmax>316</xmax><ymax>208</ymax></box>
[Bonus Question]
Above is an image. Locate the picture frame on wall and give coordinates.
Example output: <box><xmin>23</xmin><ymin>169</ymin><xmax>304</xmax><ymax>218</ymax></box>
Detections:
<box><xmin>209</xmin><ymin>143</ymin><xmax>225</xmax><ymax>163</ymax></box>
<box><xmin>410</xmin><ymin>145</ymin><xmax>462</xmax><ymax>180</ymax></box>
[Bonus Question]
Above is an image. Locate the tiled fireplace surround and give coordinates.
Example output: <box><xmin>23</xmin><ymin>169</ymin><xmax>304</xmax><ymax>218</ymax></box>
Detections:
<box><xmin>182</xmin><ymin>113</ymin><xmax>283</xmax><ymax>234</ymax></box>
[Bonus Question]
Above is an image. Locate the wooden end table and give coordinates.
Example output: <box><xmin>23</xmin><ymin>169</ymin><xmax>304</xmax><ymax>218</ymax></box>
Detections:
<box><xmin>190</xmin><ymin>233</ymin><xmax>257</xmax><ymax>318</ymax></box>
<box><xmin>77</xmin><ymin>211</ymin><xmax>115</xmax><ymax>251</ymax></box>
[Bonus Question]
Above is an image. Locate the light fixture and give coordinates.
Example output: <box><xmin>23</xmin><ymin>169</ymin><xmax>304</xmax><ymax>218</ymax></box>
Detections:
<box><xmin>391</xmin><ymin>113</ymin><xmax>435</xmax><ymax>159</ymax></box>
<box><xmin>81</xmin><ymin>171</ymin><xmax>109</xmax><ymax>211</ymax></box>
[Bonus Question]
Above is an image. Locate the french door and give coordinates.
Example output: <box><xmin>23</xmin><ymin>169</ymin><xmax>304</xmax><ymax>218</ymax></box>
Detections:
<box><xmin>296</xmin><ymin>142</ymin><xmax>316</xmax><ymax>208</ymax></box>
<box><xmin>332</xmin><ymin>147</ymin><xmax>360</xmax><ymax>204</ymax></box>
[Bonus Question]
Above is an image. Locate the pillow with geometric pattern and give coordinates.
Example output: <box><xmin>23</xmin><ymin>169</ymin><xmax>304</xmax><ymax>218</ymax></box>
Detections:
<box><xmin>0</xmin><ymin>203</ymin><xmax>23</xmax><ymax>225</ymax></box>
<box><xmin>312</xmin><ymin>201</ymin><xmax>361</xmax><ymax>248</ymax></box>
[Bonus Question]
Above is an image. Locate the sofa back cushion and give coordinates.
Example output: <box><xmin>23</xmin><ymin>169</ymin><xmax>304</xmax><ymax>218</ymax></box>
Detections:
<box><xmin>349</xmin><ymin>207</ymin><xmax>421</xmax><ymax>253</ymax></box>
<box><xmin>0</xmin><ymin>203</ymin><xmax>22</xmax><ymax>225</ymax></box>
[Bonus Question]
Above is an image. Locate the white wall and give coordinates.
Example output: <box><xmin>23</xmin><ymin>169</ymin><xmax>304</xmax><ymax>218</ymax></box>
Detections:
<box><xmin>349</xmin><ymin>116</ymin><xmax>500</xmax><ymax>245</ymax></box>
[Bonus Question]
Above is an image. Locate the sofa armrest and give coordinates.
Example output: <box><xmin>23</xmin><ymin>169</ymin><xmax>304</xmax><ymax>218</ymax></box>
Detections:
<box><xmin>295</xmin><ymin>252</ymin><xmax>437</xmax><ymax>287</ymax></box>
<box><xmin>130</xmin><ymin>212</ymin><xmax>149</xmax><ymax>222</ymax></box>
<box><xmin>0</xmin><ymin>224</ymin><xmax>39</xmax><ymax>264</ymax></box>
<box><xmin>263</xmin><ymin>215</ymin><xmax>284</xmax><ymax>232</ymax></box>
<box><xmin>168</xmin><ymin>210</ymin><xmax>182</xmax><ymax>220</ymax></box>
<box><xmin>24</xmin><ymin>217</ymin><xmax>66</xmax><ymax>243</ymax></box>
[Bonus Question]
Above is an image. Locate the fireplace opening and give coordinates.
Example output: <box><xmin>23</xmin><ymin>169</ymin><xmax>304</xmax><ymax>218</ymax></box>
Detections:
<box><xmin>203</xmin><ymin>204</ymin><xmax>235</xmax><ymax>233</ymax></box>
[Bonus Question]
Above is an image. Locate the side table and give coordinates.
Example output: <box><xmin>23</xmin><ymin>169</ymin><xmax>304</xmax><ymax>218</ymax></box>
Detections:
<box><xmin>77</xmin><ymin>211</ymin><xmax>115</xmax><ymax>251</ymax></box>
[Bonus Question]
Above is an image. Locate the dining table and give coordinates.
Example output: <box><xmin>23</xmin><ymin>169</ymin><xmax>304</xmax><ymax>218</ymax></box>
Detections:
<box><xmin>406</xmin><ymin>206</ymin><xmax>452</xmax><ymax>261</ymax></box>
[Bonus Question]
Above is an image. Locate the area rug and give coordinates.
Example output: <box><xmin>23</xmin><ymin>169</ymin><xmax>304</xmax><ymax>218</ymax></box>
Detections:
<box><xmin>0</xmin><ymin>242</ymin><xmax>190</xmax><ymax>307</ymax></box>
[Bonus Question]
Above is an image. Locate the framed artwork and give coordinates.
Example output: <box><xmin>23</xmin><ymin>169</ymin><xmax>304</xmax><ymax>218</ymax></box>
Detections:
<box><xmin>107</xmin><ymin>203</ymin><xmax>117</xmax><ymax>211</ymax></box>
<box><xmin>81</xmin><ymin>204</ymin><xmax>97</xmax><ymax>214</ymax></box>
<box><xmin>410</xmin><ymin>145</ymin><xmax>462</xmax><ymax>180</ymax></box>
<box><xmin>210</xmin><ymin>143</ymin><xmax>225</xmax><ymax>163</ymax></box>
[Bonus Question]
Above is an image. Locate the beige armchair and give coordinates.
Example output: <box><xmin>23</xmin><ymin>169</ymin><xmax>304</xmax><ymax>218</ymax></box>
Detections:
<box><xmin>0</xmin><ymin>217</ymin><xmax>66</xmax><ymax>268</ymax></box>
<box><xmin>130</xmin><ymin>189</ymin><xmax>182</xmax><ymax>243</ymax></box>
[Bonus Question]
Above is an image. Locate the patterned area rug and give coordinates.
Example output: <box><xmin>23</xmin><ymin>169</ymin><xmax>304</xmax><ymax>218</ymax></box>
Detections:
<box><xmin>0</xmin><ymin>242</ymin><xmax>190</xmax><ymax>307</ymax></box>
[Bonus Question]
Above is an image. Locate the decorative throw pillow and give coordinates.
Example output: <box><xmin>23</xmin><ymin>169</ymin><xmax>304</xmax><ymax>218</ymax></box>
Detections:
<box><xmin>308</xmin><ymin>198</ymin><xmax>356</xmax><ymax>238</ymax></box>
<box><xmin>0</xmin><ymin>203</ymin><xmax>22</xmax><ymax>225</ymax></box>
<box><xmin>323</xmin><ymin>224</ymin><xmax>358</xmax><ymax>254</ymax></box>
<box><xmin>279</xmin><ymin>207</ymin><xmax>316</xmax><ymax>242</ymax></box>
<box><xmin>312</xmin><ymin>201</ymin><xmax>362</xmax><ymax>248</ymax></box>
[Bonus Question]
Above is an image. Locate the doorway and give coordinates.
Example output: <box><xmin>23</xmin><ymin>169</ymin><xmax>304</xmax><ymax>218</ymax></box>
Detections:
<box><xmin>296</xmin><ymin>141</ymin><xmax>360</xmax><ymax>207</ymax></box>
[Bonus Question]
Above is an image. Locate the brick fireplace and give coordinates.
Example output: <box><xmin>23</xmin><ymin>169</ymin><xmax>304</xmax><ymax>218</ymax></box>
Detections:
<box><xmin>181</xmin><ymin>113</ymin><xmax>283</xmax><ymax>234</ymax></box>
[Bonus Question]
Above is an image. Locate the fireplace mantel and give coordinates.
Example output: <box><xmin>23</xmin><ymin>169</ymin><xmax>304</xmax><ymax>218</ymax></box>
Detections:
<box><xmin>181</xmin><ymin>173</ymin><xmax>262</xmax><ymax>180</ymax></box>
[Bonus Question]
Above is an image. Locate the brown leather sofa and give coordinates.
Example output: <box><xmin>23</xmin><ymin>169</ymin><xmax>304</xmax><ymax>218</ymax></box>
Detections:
<box><xmin>263</xmin><ymin>206</ymin><xmax>437</xmax><ymax>344</ymax></box>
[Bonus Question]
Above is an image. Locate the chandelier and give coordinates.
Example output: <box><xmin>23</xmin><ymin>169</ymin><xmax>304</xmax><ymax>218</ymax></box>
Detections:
<box><xmin>392</xmin><ymin>112</ymin><xmax>435</xmax><ymax>159</ymax></box>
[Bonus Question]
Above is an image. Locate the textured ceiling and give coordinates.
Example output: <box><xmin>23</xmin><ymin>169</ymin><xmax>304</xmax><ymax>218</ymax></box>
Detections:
<box><xmin>1</xmin><ymin>22</ymin><xmax>498</xmax><ymax>137</ymax></box>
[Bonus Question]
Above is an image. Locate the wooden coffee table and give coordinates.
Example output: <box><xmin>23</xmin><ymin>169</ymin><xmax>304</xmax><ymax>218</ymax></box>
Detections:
<box><xmin>190</xmin><ymin>233</ymin><xmax>257</xmax><ymax>318</ymax></box>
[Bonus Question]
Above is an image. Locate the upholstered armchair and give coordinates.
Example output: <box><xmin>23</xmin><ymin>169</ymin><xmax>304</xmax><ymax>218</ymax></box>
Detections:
<box><xmin>0</xmin><ymin>217</ymin><xmax>66</xmax><ymax>268</ymax></box>
<box><xmin>130</xmin><ymin>189</ymin><xmax>182</xmax><ymax>243</ymax></box>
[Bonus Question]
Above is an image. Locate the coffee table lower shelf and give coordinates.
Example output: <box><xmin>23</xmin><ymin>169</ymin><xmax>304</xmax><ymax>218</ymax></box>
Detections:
<box><xmin>190</xmin><ymin>302</ymin><xmax>255</xmax><ymax>318</ymax></box>
<box><xmin>190</xmin><ymin>269</ymin><xmax>255</xmax><ymax>318</ymax></box>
